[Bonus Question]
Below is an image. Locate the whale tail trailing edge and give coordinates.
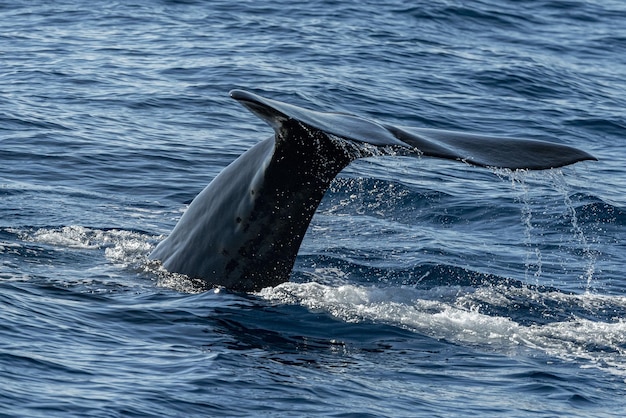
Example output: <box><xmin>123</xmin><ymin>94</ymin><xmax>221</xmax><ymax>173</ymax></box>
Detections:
<box><xmin>230</xmin><ymin>89</ymin><xmax>596</xmax><ymax>170</ymax></box>
<box><xmin>382</xmin><ymin>125</ymin><xmax>597</xmax><ymax>170</ymax></box>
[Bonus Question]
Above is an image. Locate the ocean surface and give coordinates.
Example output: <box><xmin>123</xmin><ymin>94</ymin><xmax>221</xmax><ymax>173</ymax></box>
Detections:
<box><xmin>1</xmin><ymin>0</ymin><xmax>625</xmax><ymax>416</ymax></box>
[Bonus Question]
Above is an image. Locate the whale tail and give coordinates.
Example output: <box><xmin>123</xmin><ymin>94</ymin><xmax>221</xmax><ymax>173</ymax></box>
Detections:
<box><xmin>150</xmin><ymin>90</ymin><xmax>596</xmax><ymax>293</ymax></box>
<box><xmin>230</xmin><ymin>89</ymin><xmax>596</xmax><ymax>170</ymax></box>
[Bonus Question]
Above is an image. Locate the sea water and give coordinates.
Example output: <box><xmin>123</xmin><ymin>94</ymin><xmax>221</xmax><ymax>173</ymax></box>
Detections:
<box><xmin>2</xmin><ymin>1</ymin><xmax>626</xmax><ymax>416</ymax></box>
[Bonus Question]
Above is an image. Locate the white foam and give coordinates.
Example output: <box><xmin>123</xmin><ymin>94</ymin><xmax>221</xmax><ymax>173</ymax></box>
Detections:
<box><xmin>259</xmin><ymin>281</ymin><xmax>626</xmax><ymax>376</ymax></box>
<box><xmin>15</xmin><ymin>225</ymin><xmax>214</xmax><ymax>292</ymax></box>
<box><xmin>23</xmin><ymin>225</ymin><xmax>102</xmax><ymax>249</ymax></box>
<box><xmin>17</xmin><ymin>225</ymin><xmax>156</xmax><ymax>267</ymax></box>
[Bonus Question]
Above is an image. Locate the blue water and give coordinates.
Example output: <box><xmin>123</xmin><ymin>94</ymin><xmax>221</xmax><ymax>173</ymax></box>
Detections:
<box><xmin>1</xmin><ymin>0</ymin><xmax>625</xmax><ymax>416</ymax></box>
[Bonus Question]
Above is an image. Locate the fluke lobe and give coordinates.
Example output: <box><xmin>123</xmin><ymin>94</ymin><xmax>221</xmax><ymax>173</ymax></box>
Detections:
<box><xmin>149</xmin><ymin>90</ymin><xmax>595</xmax><ymax>292</ymax></box>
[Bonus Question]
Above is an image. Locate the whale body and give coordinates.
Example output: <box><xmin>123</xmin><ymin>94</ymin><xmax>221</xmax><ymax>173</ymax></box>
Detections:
<box><xmin>150</xmin><ymin>90</ymin><xmax>595</xmax><ymax>292</ymax></box>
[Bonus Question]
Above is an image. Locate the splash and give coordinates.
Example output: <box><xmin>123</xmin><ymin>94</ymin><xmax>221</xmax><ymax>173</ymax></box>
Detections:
<box><xmin>493</xmin><ymin>168</ymin><xmax>599</xmax><ymax>291</ymax></box>
<box><xmin>547</xmin><ymin>170</ymin><xmax>598</xmax><ymax>292</ymax></box>
<box><xmin>493</xmin><ymin>169</ymin><xmax>543</xmax><ymax>284</ymax></box>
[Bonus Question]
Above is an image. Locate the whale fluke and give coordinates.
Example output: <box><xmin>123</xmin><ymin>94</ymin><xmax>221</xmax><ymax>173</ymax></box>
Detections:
<box><xmin>150</xmin><ymin>90</ymin><xmax>596</xmax><ymax>292</ymax></box>
<box><xmin>230</xmin><ymin>89</ymin><xmax>596</xmax><ymax>170</ymax></box>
